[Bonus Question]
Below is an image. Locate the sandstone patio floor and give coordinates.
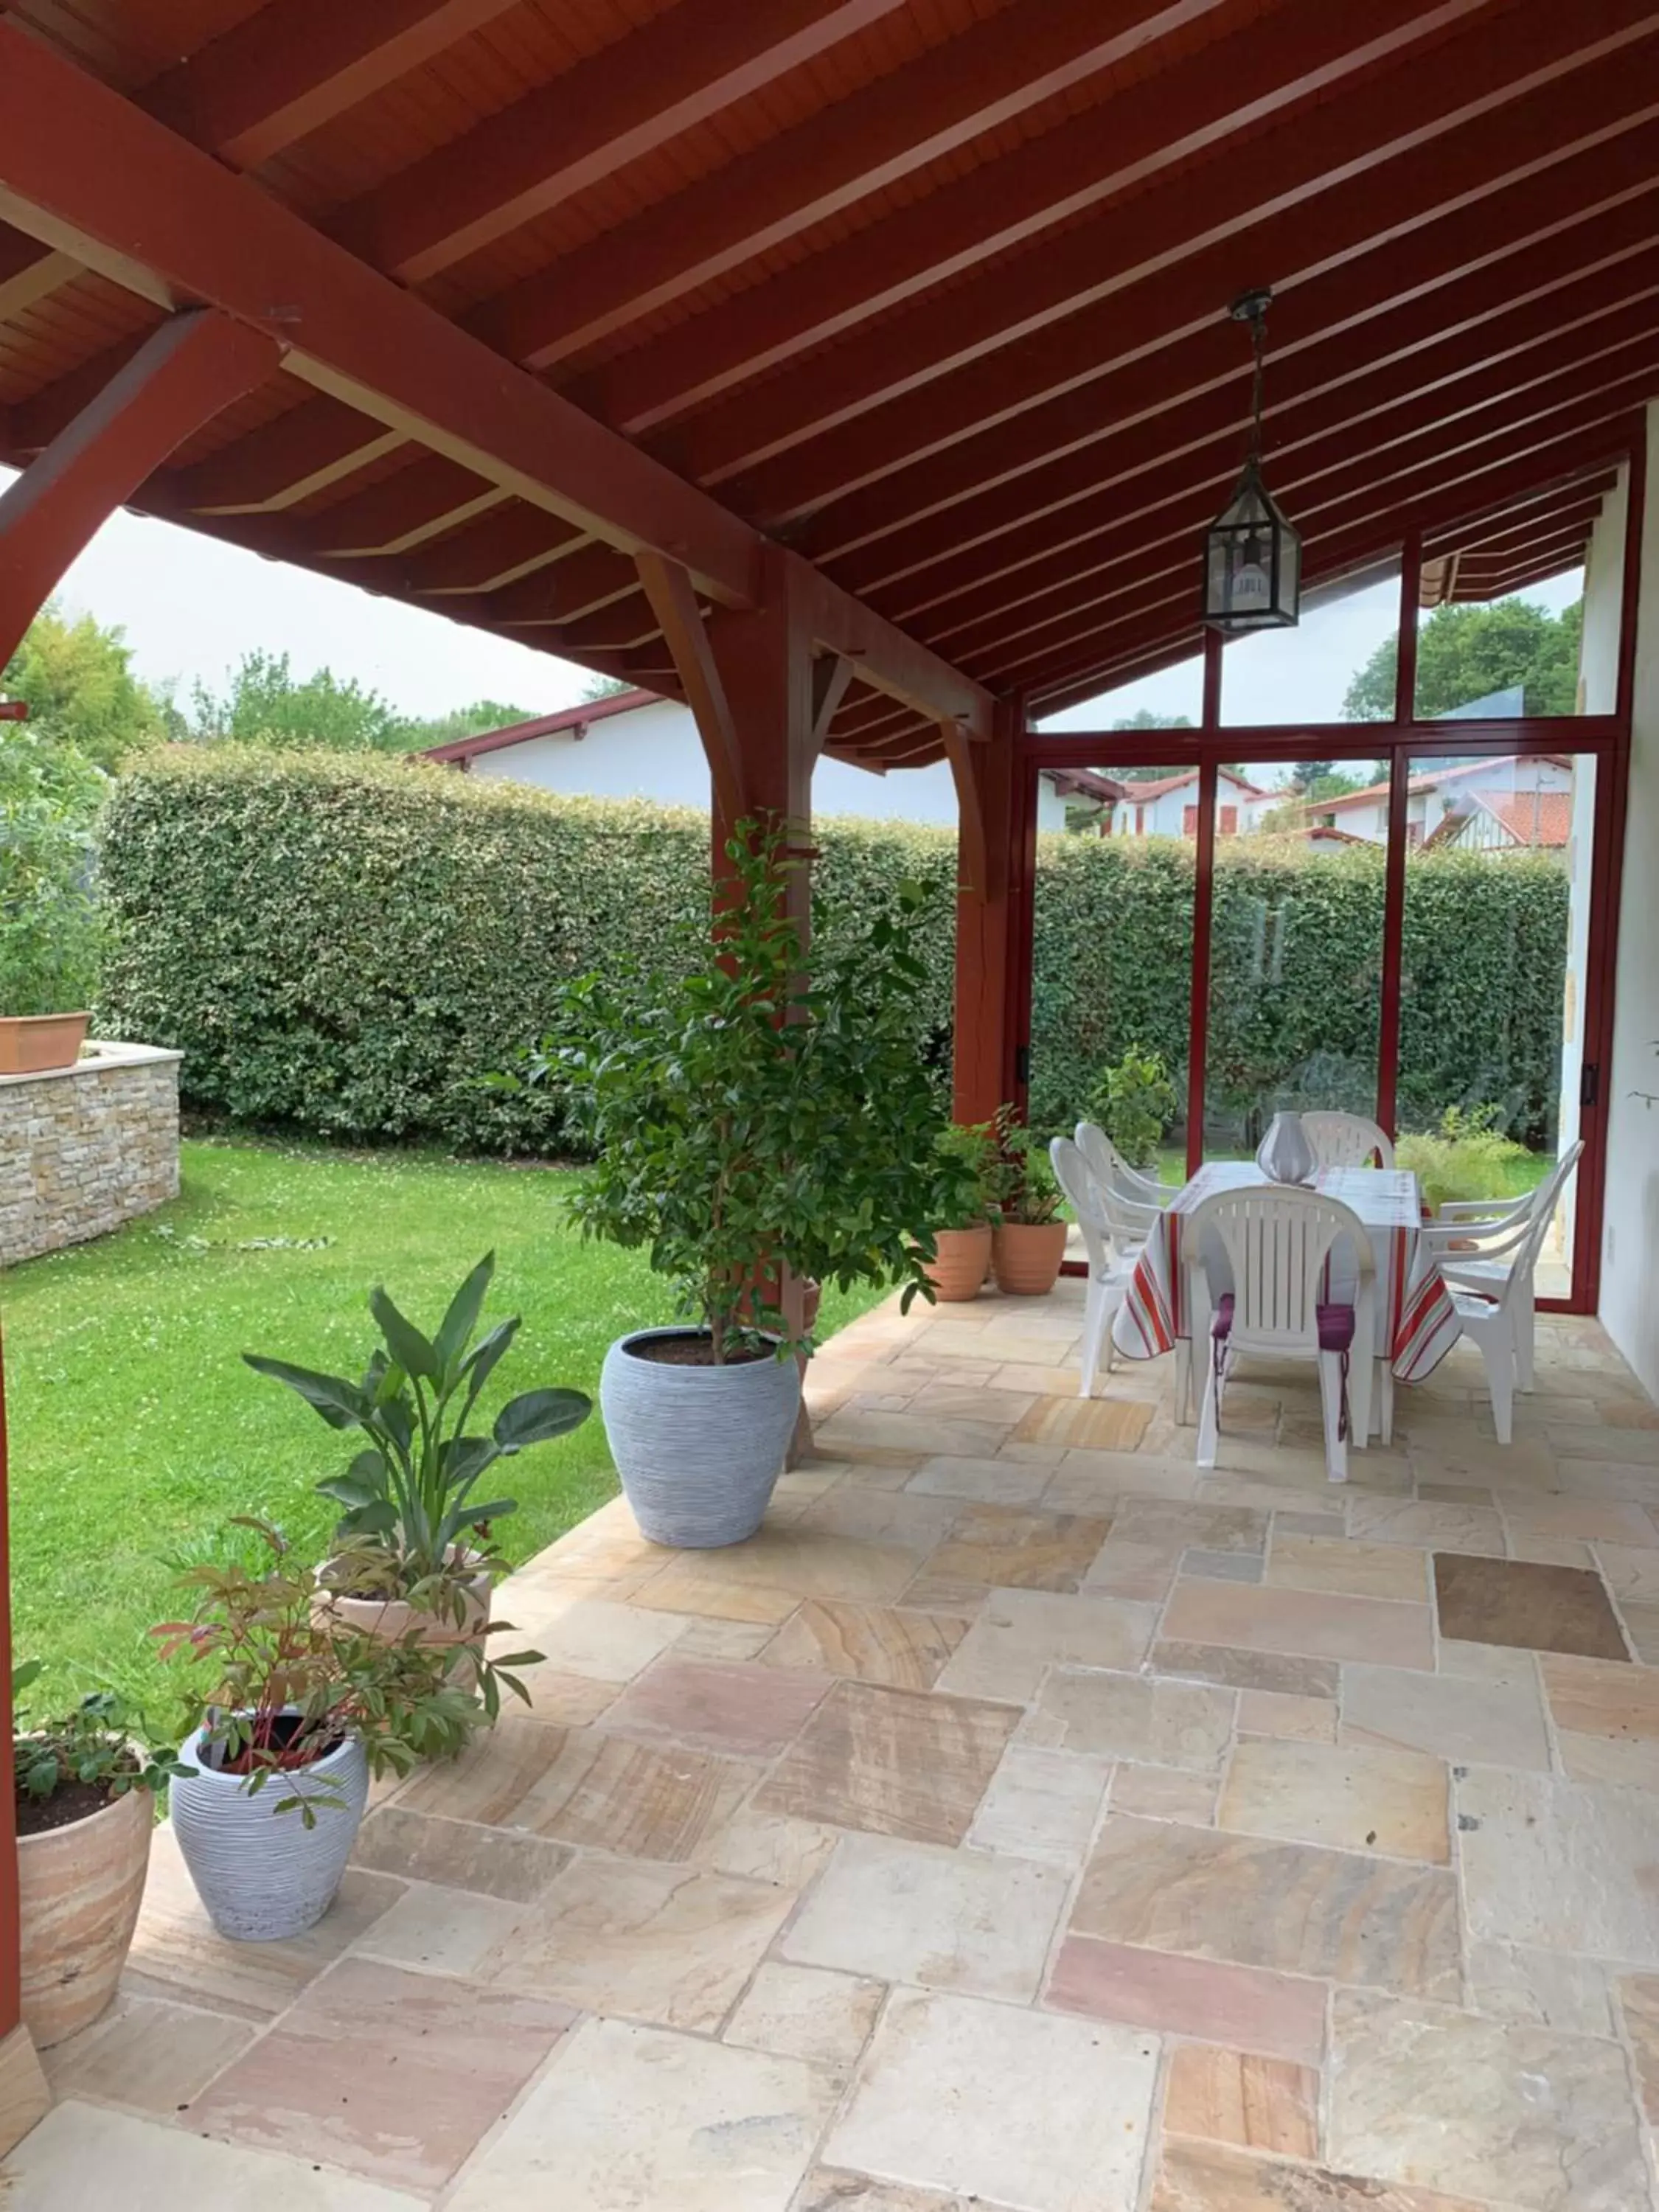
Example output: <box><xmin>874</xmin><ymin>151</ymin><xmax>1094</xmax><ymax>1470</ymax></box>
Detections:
<box><xmin>13</xmin><ymin>1279</ymin><xmax>1659</xmax><ymax>2211</ymax></box>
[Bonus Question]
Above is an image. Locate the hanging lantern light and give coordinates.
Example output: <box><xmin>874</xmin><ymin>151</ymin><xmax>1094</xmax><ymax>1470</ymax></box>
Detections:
<box><xmin>1203</xmin><ymin>288</ymin><xmax>1301</xmax><ymax>632</ymax></box>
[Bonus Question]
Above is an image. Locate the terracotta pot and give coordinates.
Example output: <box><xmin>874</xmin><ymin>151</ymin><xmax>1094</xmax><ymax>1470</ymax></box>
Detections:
<box><xmin>0</xmin><ymin>1012</ymin><xmax>89</xmax><ymax>1077</ymax></box>
<box><xmin>314</xmin><ymin>1560</ymin><xmax>493</xmax><ymax>1685</ymax></box>
<box><xmin>992</xmin><ymin>1219</ymin><xmax>1069</xmax><ymax>1296</ymax></box>
<box><xmin>18</xmin><ymin>1783</ymin><xmax>151</xmax><ymax>2048</ymax></box>
<box><xmin>925</xmin><ymin>1223</ymin><xmax>993</xmax><ymax>1302</ymax></box>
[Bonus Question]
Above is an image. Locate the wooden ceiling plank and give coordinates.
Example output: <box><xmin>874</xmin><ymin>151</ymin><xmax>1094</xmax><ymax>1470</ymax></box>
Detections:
<box><xmin>582</xmin><ymin>0</ymin><xmax>1494</xmax><ymax>437</ymax></box>
<box><xmin>717</xmin><ymin>21</ymin><xmax>1659</xmax><ymax>524</ymax></box>
<box><xmin>472</xmin><ymin>0</ymin><xmax>1227</xmax><ymax>368</ymax></box>
<box><xmin>345</xmin><ymin>0</ymin><xmax>911</xmax><ymax>283</ymax></box>
<box><xmin>811</xmin><ymin>127</ymin><xmax>1659</xmax><ymax>580</ymax></box>
<box><xmin>142</xmin><ymin>0</ymin><xmax>522</xmax><ymax>170</ymax></box>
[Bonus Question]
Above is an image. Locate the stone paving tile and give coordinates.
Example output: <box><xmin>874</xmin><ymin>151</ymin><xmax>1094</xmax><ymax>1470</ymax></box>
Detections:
<box><xmin>187</xmin><ymin>1958</ymin><xmax>577</xmax><ymax>2192</ymax></box>
<box><xmin>42</xmin><ymin>1992</ymin><xmax>256</xmax><ymax>2114</ymax></box>
<box><xmin>1012</xmin><ymin>1395</ymin><xmax>1154</xmax><ymax>1450</ymax></box>
<box><xmin>1615</xmin><ymin>1974</ymin><xmax>1659</xmax><ymax>2119</ymax></box>
<box><xmin>1341</xmin><ymin>1660</ymin><xmax>1551</xmax><ymax>1768</ymax></box>
<box><xmin>1539</xmin><ymin>1650</ymin><xmax>1659</xmax><ymax>1739</ymax></box>
<box><xmin>1346</xmin><ymin>1498</ymin><xmax>1506</xmax><ymax>1553</ymax></box>
<box><xmin>824</xmin><ymin>1987</ymin><xmax>1158</xmax><ymax>2212</ymax></box>
<box><xmin>1149</xmin><ymin>2138</ymin><xmax>1500</xmax><ymax>2210</ymax></box>
<box><xmin>1047</xmin><ymin>1935</ymin><xmax>1326</xmax><ymax>2065</ymax></box>
<box><xmin>599</xmin><ymin>1655</ymin><xmax>832</xmax><ymax>1758</ymax></box>
<box><xmin>1183</xmin><ymin>1547</ymin><xmax>1263</xmax><ymax>1582</ymax></box>
<box><xmin>512</xmin><ymin>1730</ymin><xmax>760</xmax><ymax>1860</ymax></box>
<box><xmin>784</xmin><ymin>1832</ymin><xmax>1069</xmax><ymax>2000</ymax></box>
<box><xmin>1432</xmin><ymin>1554</ymin><xmax>1631</xmax><ymax>1660</ymax></box>
<box><xmin>1217</xmin><ymin>1737</ymin><xmax>1450</xmax><ymax>1863</ymax></box>
<box><xmin>2</xmin><ymin>2102</ymin><xmax>428</xmax><ymax>2211</ymax></box>
<box><xmin>639</xmin><ymin>1528</ymin><xmax>932</xmax><ymax>1609</ymax></box>
<box><xmin>1458</xmin><ymin>1767</ymin><xmax>1659</xmax><ymax>1964</ymax></box>
<box><xmin>1110</xmin><ymin>1764</ymin><xmax>1221</xmax><ymax>1823</ymax></box>
<box><xmin>1237</xmin><ymin>1688</ymin><xmax>1338</xmax><ymax>1742</ymax></box>
<box><xmin>445</xmin><ymin>2016</ymin><xmax>838</xmax><ymax>2212</ymax></box>
<box><xmin>1073</xmin><ymin>1815</ymin><xmax>1461</xmax><ymax>1998</ymax></box>
<box><xmin>760</xmin><ymin>1597</ymin><xmax>970</xmax><ymax>1688</ymax></box>
<box><xmin>904</xmin><ymin>1452</ymin><xmax>1051</xmax><ymax>1504</ymax></box>
<box><xmin>1161</xmin><ymin>1579</ymin><xmax>1436</xmax><ymax>1670</ymax></box>
<box><xmin>1151</xmin><ymin>1640</ymin><xmax>1339</xmax><ymax>1698</ymax></box>
<box><xmin>1618</xmin><ymin>1599</ymin><xmax>1659</xmax><ymax>1662</ymax></box>
<box><xmin>1327</xmin><ymin>1988</ymin><xmax>1650</xmax><ymax>2211</ymax></box>
<box><xmin>487</xmin><ymin>1858</ymin><xmax>794</xmax><ymax>2030</ymax></box>
<box><xmin>1267</xmin><ymin>1533</ymin><xmax>1430</xmax><ymax>1602</ymax></box>
<box><xmin>1023</xmin><ymin>1666</ymin><xmax>1235</xmax><ymax>1770</ymax></box>
<box><xmin>1502</xmin><ymin>1495</ymin><xmax>1659</xmax><ymax>1545</ymax></box>
<box><xmin>350</xmin><ymin>1806</ymin><xmax>572</xmax><ymax>1900</ymax></box>
<box><xmin>1162</xmin><ymin>2045</ymin><xmax>1320</xmax><ymax>2160</ymax></box>
<box><xmin>965</xmin><ymin>1742</ymin><xmax>1112</xmax><ymax>1868</ymax></box>
<box><xmin>723</xmin><ymin>1962</ymin><xmax>885</xmax><ymax>2073</ymax></box>
<box><xmin>754</xmin><ymin>1678</ymin><xmax>1018</xmax><ymax>1845</ymax></box>
<box><xmin>904</xmin><ymin>1503</ymin><xmax>1115</xmax><ymax>1607</ymax></box>
<box><xmin>796</xmin><ymin>2174</ymin><xmax>964</xmax><ymax>2211</ymax></box>
<box><xmin>498</xmin><ymin>1589</ymin><xmax>689</xmax><ymax>1680</ymax></box>
<box><xmin>1590</xmin><ymin>1543</ymin><xmax>1659</xmax><ymax>1604</ymax></box>
<box><xmin>695</xmin><ymin>1808</ymin><xmax>842</xmax><ymax>1888</ymax></box>
<box><xmin>936</xmin><ymin>1587</ymin><xmax>1158</xmax><ymax>1703</ymax></box>
<box><xmin>1466</xmin><ymin>1940</ymin><xmax>1616</xmax><ymax>2036</ymax></box>
<box><xmin>347</xmin><ymin>1883</ymin><xmax>528</xmax><ymax>1975</ymax></box>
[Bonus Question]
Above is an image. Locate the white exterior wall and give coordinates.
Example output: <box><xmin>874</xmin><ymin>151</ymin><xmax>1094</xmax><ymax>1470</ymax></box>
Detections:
<box><xmin>464</xmin><ymin>695</ymin><xmax>1070</xmax><ymax>830</ymax></box>
<box><xmin>1594</xmin><ymin>437</ymin><xmax>1659</xmax><ymax>1399</ymax></box>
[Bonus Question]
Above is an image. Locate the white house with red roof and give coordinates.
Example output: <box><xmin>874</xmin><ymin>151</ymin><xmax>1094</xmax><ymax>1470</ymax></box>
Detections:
<box><xmin>422</xmin><ymin>689</ymin><xmax>1095</xmax><ymax>830</ymax></box>
<box><xmin>1103</xmin><ymin>765</ymin><xmax>1278</xmax><ymax>839</ymax></box>
<box><xmin>1307</xmin><ymin>754</ymin><xmax>1574</xmax><ymax>849</ymax></box>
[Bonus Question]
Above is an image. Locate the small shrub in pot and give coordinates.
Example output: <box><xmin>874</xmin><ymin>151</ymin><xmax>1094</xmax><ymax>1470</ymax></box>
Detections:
<box><xmin>1087</xmin><ymin>1046</ymin><xmax>1178</xmax><ymax>1172</ymax></box>
<box><xmin>154</xmin><ymin>1520</ymin><xmax>539</xmax><ymax>1941</ymax></box>
<box><xmin>521</xmin><ymin>821</ymin><xmax>946</xmax><ymax>1547</ymax></box>
<box><xmin>12</xmin><ymin>1663</ymin><xmax>190</xmax><ymax>2046</ymax></box>
<box><xmin>244</xmin><ymin>1251</ymin><xmax>591</xmax><ymax>1648</ymax></box>
<box><xmin>990</xmin><ymin>1110</ymin><xmax>1070</xmax><ymax>1296</ymax></box>
<box><xmin>925</xmin><ymin>1121</ymin><xmax>998</xmax><ymax>1302</ymax></box>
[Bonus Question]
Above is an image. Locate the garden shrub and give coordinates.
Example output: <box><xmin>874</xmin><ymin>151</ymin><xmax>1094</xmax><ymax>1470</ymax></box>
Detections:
<box><xmin>97</xmin><ymin>747</ymin><xmax>1570</xmax><ymax>1158</ymax></box>
<box><xmin>0</xmin><ymin>728</ymin><xmax>106</xmax><ymax>1017</ymax></box>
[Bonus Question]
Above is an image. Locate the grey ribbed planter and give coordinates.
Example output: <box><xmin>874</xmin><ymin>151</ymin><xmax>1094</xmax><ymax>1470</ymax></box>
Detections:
<box><xmin>169</xmin><ymin>1719</ymin><xmax>368</xmax><ymax>1942</ymax></box>
<box><xmin>601</xmin><ymin>1326</ymin><xmax>801</xmax><ymax>1548</ymax></box>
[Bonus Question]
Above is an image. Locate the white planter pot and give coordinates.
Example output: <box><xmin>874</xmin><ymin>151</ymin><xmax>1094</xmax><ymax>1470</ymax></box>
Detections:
<box><xmin>168</xmin><ymin>1719</ymin><xmax>369</xmax><ymax>1943</ymax></box>
<box><xmin>600</xmin><ymin>1326</ymin><xmax>801</xmax><ymax>1548</ymax></box>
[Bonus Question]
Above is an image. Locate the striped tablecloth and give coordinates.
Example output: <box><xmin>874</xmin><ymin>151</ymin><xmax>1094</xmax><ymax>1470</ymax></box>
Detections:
<box><xmin>1111</xmin><ymin>1162</ymin><xmax>1462</xmax><ymax>1382</ymax></box>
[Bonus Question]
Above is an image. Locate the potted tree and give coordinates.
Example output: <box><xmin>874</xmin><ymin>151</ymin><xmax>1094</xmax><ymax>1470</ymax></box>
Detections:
<box><xmin>924</xmin><ymin>1121</ymin><xmax>998</xmax><ymax>1301</ymax></box>
<box><xmin>527</xmin><ymin>823</ymin><xmax>946</xmax><ymax>1548</ymax></box>
<box><xmin>243</xmin><ymin>1252</ymin><xmax>591</xmax><ymax>1654</ymax></box>
<box><xmin>153</xmin><ymin>1521</ymin><xmax>538</xmax><ymax>1941</ymax></box>
<box><xmin>0</xmin><ymin>729</ymin><xmax>103</xmax><ymax>1074</ymax></box>
<box><xmin>13</xmin><ymin>1663</ymin><xmax>189</xmax><ymax>2047</ymax></box>
<box><xmin>990</xmin><ymin>1111</ymin><xmax>1069</xmax><ymax>1295</ymax></box>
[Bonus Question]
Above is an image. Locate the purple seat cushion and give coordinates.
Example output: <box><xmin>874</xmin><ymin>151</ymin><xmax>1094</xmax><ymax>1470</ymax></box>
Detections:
<box><xmin>1211</xmin><ymin>1291</ymin><xmax>1355</xmax><ymax>1352</ymax></box>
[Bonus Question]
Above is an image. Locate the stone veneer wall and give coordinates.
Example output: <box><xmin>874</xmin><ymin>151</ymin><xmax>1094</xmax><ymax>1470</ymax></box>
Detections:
<box><xmin>0</xmin><ymin>1042</ymin><xmax>183</xmax><ymax>1267</ymax></box>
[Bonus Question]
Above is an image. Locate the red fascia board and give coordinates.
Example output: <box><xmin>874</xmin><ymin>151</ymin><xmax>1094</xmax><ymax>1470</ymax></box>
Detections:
<box><xmin>421</xmin><ymin>687</ymin><xmax>660</xmax><ymax>761</ymax></box>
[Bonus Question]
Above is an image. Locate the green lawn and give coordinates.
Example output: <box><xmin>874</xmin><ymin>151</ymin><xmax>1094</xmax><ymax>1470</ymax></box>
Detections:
<box><xmin>1</xmin><ymin>1138</ymin><xmax>886</xmax><ymax>1709</ymax></box>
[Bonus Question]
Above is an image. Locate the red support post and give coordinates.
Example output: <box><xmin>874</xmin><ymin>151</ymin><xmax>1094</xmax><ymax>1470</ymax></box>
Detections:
<box><xmin>1185</xmin><ymin>754</ymin><xmax>1220</xmax><ymax>1178</ymax></box>
<box><xmin>1377</xmin><ymin>534</ymin><xmax>1421</xmax><ymax>1138</ymax></box>
<box><xmin>949</xmin><ymin>700</ymin><xmax>1021</xmax><ymax>1127</ymax></box>
<box><xmin>0</xmin><ymin>310</ymin><xmax>276</xmax><ymax>669</ymax></box>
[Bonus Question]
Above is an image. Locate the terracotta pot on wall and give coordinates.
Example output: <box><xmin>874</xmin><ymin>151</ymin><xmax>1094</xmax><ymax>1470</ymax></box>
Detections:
<box><xmin>0</xmin><ymin>1012</ymin><xmax>89</xmax><ymax>1077</ymax></box>
<box><xmin>992</xmin><ymin>1220</ymin><xmax>1068</xmax><ymax>1296</ymax></box>
<box><xmin>18</xmin><ymin>1784</ymin><xmax>151</xmax><ymax>2047</ymax></box>
<box><xmin>924</xmin><ymin>1224</ymin><xmax>993</xmax><ymax>1302</ymax></box>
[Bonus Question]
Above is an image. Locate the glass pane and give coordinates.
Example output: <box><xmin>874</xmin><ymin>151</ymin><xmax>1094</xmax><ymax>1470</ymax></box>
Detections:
<box><xmin>1034</xmin><ymin>652</ymin><xmax>1203</xmax><ymax>734</ymax></box>
<box><xmin>1029</xmin><ymin>764</ymin><xmax>1192</xmax><ymax>1192</ymax></box>
<box><xmin>1413</xmin><ymin>571</ymin><xmax>1585</xmax><ymax>719</ymax></box>
<box><xmin>1220</xmin><ymin>560</ymin><xmax>1402</xmax><ymax>726</ymax></box>
<box><xmin>1203</xmin><ymin>757</ymin><xmax>1386</xmax><ymax>1158</ymax></box>
<box><xmin>1397</xmin><ymin>751</ymin><xmax>1595</xmax><ymax>1297</ymax></box>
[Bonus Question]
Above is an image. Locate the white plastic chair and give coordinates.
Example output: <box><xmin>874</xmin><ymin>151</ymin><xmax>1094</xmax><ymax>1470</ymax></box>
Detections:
<box><xmin>1302</xmin><ymin>1111</ymin><xmax>1395</xmax><ymax>1169</ymax></box>
<box><xmin>1050</xmin><ymin>1137</ymin><xmax>1139</xmax><ymax>1399</ymax></box>
<box><xmin>1421</xmin><ymin>1141</ymin><xmax>1582</xmax><ymax>1426</ymax></box>
<box><xmin>1074</xmin><ymin>1122</ymin><xmax>1176</xmax><ymax>1215</ymax></box>
<box><xmin>1184</xmin><ymin>1183</ymin><xmax>1375</xmax><ymax>1482</ymax></box>
<box><xmin>1072</xmin><ymin>1123</ymin><xmax>1186</xmax><ymax>1409</ymax></box>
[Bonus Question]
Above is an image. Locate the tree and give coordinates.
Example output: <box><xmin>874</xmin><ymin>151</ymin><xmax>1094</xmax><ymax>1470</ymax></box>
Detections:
<box><xmin>578</xmin><ymin>672</ymin><xmax>633</xmax><ymax>703</ymax></box>
<box><xmin>1343</xmin><ymin>597</ymin><xmax>1583</xmax><ymax>720</ymax></box>
<box><xmin>185</xmin><ymin>650</ymin><xmax>416</xmax><ymax>752</ymax></box>
<box><xmin>0</xmin><ymin>603</ymin><xmax>166</xmax><ymax>770</ymax></box>
<box><xmin>1110</xmin><ymin>709</ymin><xmax>1195</xmax><ymax>732</ymax></box>
<box><xmin>401</xmin><ymin>699</ymin><xmax>532</xmax><ymax>749</ymax></box>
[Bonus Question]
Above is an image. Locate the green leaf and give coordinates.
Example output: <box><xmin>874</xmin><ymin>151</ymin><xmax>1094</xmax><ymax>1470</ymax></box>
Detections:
<box><xmin>432</xmin><ymin>1252</ymin><xmax>495</xmax><ymax>1380</ymax></box>
<box><xmin>242</xmin><ymin>1354</ymin><xmax>370</xmax><ymax>1430</ymax></box>
<box><xmin>369</xmin><ymin>1287</ymin><xmax>439</xmax><ymax>1383</ymax></box>
<box><xmin>492</xmin><ymin>1388</ymin><xmax>592</xmax><ymax>1453</ymax></box>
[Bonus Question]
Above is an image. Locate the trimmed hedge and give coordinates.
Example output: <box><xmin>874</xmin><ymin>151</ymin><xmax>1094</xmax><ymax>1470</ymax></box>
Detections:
<box><xmin>97</xmin><ymin>747</ymin><xmax>1570</xmax><ymax>1155</ymax></box>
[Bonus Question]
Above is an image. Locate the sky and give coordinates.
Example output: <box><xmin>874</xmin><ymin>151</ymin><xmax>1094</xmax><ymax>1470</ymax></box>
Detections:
<box><xmin>4</xmin><ymin>463</ymin><xmax>1583</xmax><ymax>737</ymax></box>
